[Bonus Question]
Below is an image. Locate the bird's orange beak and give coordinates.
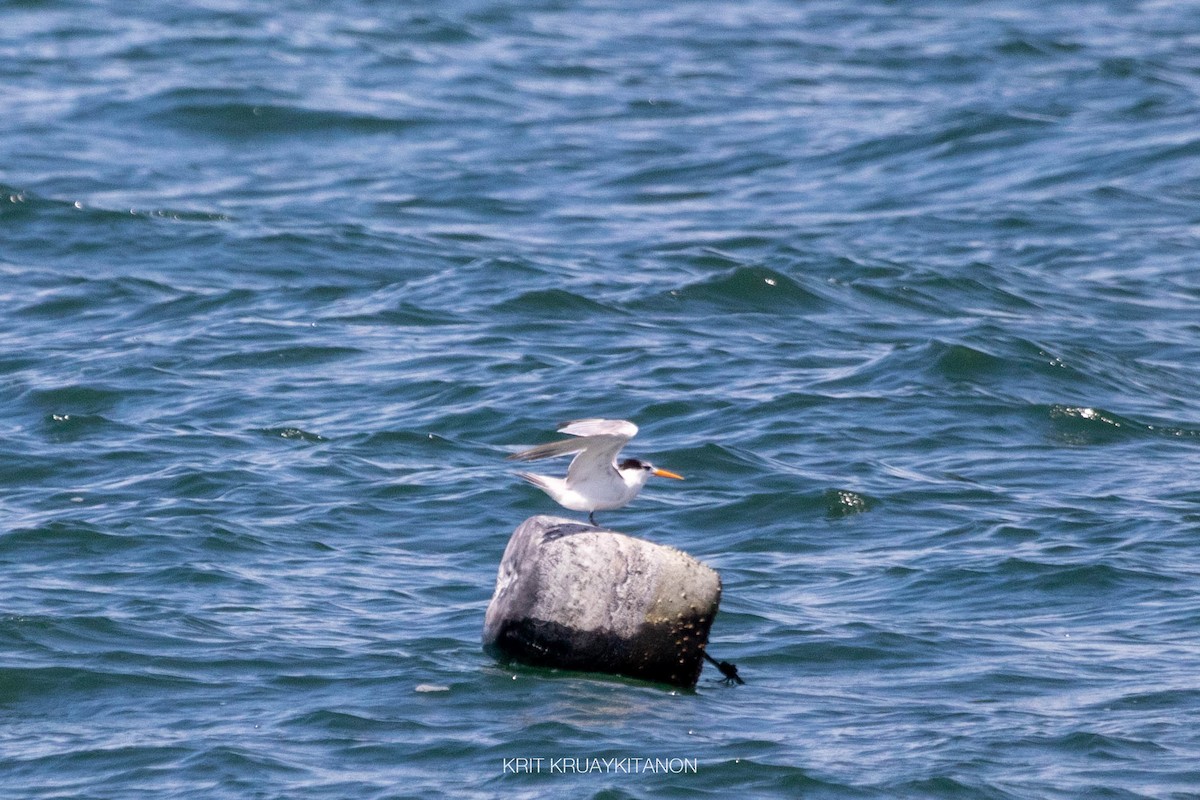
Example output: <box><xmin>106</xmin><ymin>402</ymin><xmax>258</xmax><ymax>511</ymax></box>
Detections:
<box><xmin>652</xmin><ymin>468</ymin><xmax>684</xmax><ymax>480</ymax></box>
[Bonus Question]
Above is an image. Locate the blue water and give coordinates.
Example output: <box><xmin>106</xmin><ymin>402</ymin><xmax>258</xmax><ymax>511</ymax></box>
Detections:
<box><xmin>4</xmin><ymin>1</ymin><xmax>1200</xmax><ymax>797</ymax></box>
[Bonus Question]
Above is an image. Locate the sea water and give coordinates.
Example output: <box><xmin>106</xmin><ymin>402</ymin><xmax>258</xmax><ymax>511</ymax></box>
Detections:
<box><xmin>3</xmin><ymin>2</ymin><xmax>1200</xmax><ymax>798</ymax></box>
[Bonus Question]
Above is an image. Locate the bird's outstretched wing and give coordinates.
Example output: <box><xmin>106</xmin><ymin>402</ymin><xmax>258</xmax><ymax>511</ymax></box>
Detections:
<box><xmin>506</xmin><ymin>419</ymin><xmax>638</xmax><ymax>481</ymax></box>
<box><xmin>557</xmin><ymin>419</ymin><xmax>638</xmax><ymax>439</ymax></box>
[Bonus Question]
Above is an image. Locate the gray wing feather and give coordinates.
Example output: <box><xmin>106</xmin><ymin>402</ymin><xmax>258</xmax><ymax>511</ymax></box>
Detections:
<box><xmin>558</xmin><ymin>419</ymin><xmax>638</xmax><ymax>438</ymax></box>
<box><xmin>506</xmin><ymin>438</ymin><xmax>587</xmax><ymax>462</ymax></box>
<box><xmin>507</xmin><ymin>419</ymin><xmax>638</xmax><ymax>464</ymax></box>
<box><xmin>564</xmin><ymin>434</ymin><xmax>631</xmax><ymax>483</ymax></box>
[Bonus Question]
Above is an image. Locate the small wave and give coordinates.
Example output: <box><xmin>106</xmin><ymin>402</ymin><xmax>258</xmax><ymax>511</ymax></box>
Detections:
<box><xmin>1020</xmin><ymin>730</ymin><xmax>1170</xmax><ymax>759</ymax></box>
<box><xmin>202</xmin><ymin>345</ymin><xmax>364</xmax><ymax>370</ymax></box>
<box><xmin>715</xmin><ymin>488</ymin><xmax>860</xmax><ymax>531</ymax></box>
<box><xmin>807</xmin><ymin>335</ymin><xmax>1121</xmax><ymax>401</ymax></box>
<box><xmin>822</xmin><ymin>489</ymin><xmax>873</xmax><ymax>518</ymax></box>
<box><xmin>0</xmin><ymin>664</ymin><xmax>199</xmax><ymax>705</ymax></box>
<box><xmin>176</xmin><ymin>744</ymin><xmax>307</xmax><ymax>776</ymax></box>
<box><xmin>491</xmin><ymin>288</ymin><xmax>619</xmax><ymax>316</ymax></box>
<box><xmin>130</xmin><ymin>287</ymin><xmax>258</xmax><ymax>324</ymax></box>
<box><xmin>11</xmin><ymin>272</ymin><xmax>182</xmax><ymax>323</ymax></box>
<box><xmin>604</xmin><ymin>149</ymin><xmax>791</xmax><ymax>190</ymax></box>
<box><xmin>1096</xmin><ymin>687</ymin><xmax>1200</xmax><ymax>713</ymax></box>
<box><xmin>0</xmin><ymin>520</ymin><xmax>140</xmax><ymax>558</ymax></box>
<box><xmin>360</xmin><ymin>429</ymin><xmax>453</xmax><ymax>449</ymax></box>
<box><xmin>661</xmin><ymin>266</ymin><xmax>829</xmax><ymax>314</ymax></box>
<box><xmin>257</xmin><ymin>427</ymin><xmax>327</xmax><ymax>443</ymax></box>
<box><xmin>324</xmin><ymin>303</ymin><xmax>457</xmax><ymax>328</ymax></box>
<box><xmin>1047</xmin><ymin>404</ymin><xmax>1200</xmax><ymax>443</ymax></box>
<box><xmin>2</xmin><ymin>186</ymin><xmax>228</xmax><ymax>226</ymax></box>
<box><xmin>284</xmin><ymin>708</ymin><xmax>402</xmax><ymax>732</ymax></box>
<box><xmin>927</xmin><ymin>337</ymin><xmax>1091</xmax><ymax>389</ymax></box>
<box><xmin>889</xmin><ymin>776</ymin><xmax>1007</xmax><ymax>798</ymax></box>
<box><xmin>41</xmin><ymin>412</ymin><xmax>119</xmax><ymax>441</ymax></box>
<box><xmin>995</xmin><ymin>557</ymin><xmax>1177</xmax><ymax>593</ymax></box>
<box><xmin>148</xmin><ymin>89</ymin><xmax>428</xmax><ymax>140</ymax></box>
<box><xmin>820</xmin><ymin>107</ymin><xmax>1056</xmax><ymax>175</ymax></box>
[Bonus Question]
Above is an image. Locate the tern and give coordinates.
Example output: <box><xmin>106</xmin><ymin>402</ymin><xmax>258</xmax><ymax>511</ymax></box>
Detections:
<box><xmin>507</xmin><ymin>418</ymin><xmax>684</xmax><ymax>525</ymax></box>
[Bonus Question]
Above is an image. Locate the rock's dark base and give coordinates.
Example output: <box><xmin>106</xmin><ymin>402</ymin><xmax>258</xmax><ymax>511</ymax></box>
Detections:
<box><xmin>486</xmin><ymin>613</ymin><xmax>717</xmax><ymax>687</ymax></box>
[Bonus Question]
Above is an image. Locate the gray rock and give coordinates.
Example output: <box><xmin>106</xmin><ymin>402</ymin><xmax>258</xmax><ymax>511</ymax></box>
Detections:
<box><xmin>483</xmin><ymin>515</ymin><xmax>721</xmax><ymax>688</ymax></box>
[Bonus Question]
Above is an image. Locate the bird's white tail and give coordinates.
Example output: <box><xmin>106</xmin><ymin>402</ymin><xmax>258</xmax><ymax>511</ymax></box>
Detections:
<box><xmin>515</xmin><ymin>471</ymin><xmax>555</xmax><ymax>493</ymax></box>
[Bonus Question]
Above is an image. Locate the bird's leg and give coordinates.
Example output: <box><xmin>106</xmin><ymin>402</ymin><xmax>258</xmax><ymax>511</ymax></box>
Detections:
<box><xmin>588</xmin><ymin>511</ymin><xmax>597</xmax><ymax>526</ymax></box>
